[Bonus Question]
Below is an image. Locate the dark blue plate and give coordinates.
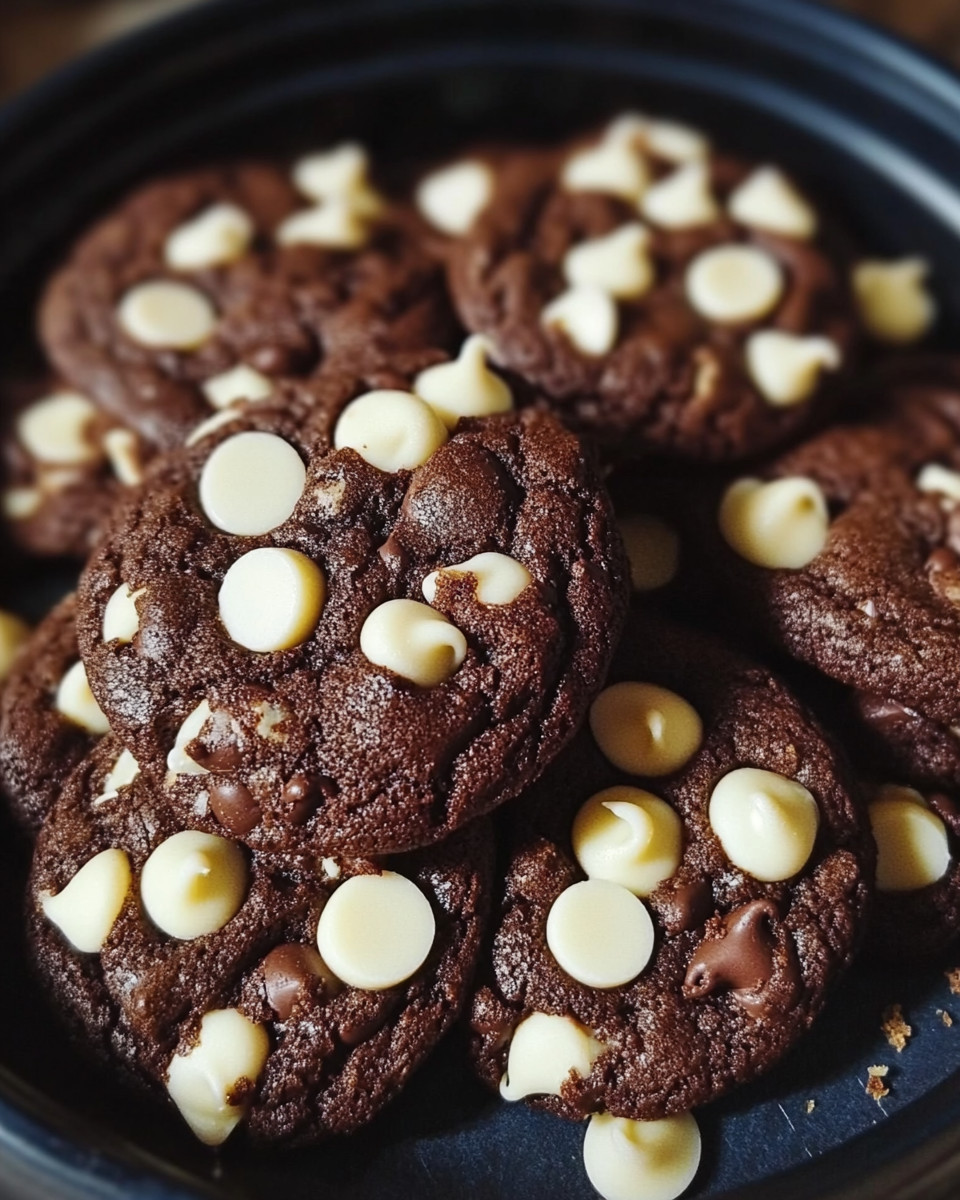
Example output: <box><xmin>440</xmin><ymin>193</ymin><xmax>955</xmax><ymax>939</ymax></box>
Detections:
<box><xmin>2</xmin><ymin>1</ymin><xmax>960</xmax><ymax>1196</ymax></box>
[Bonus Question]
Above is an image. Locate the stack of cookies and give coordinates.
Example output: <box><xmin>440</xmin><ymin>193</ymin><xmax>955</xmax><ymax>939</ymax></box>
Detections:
<box><xmin>0</xmin><ymin>113</ymin><xmax>951</xmax><ymax>1199</ymax></box>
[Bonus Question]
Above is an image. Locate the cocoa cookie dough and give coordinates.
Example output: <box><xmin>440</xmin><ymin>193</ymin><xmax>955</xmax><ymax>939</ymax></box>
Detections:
<box><xmin>448</xmin><ymin>114</ymin><xmax>858</xmax><ymax>460</ymax></box>
<box><xmin>707</xmin><ymin>357</ymin><xmax>960</xmax><ymax>730</ymax></box>
<box><xmin>76</xmin><ymin>375</ymin><xmax>629</xmax><ymax>855</ymax></box>
<box><xmin>40</xmin><ymin>152</ymin><xmax>456</xmax><ymax>450</ymax></box>
<box><xmin>0</xmin><ymin>593</ymin><xmax>108</xmax><ymax>831</ymax></box>
<box><xmin>470</xmin><ymin>615</ymin><xmax>872</xmax><ymax>1121</ymax></box>
<box><xmin>2</xmin><ymin>379</ymin><xmax>149</xmax><ymax>558</ymax></box>
<box><xmin>28</xmin><ymin>736</ymin><xmax>493</xmax><ymax>1146</ymax></box>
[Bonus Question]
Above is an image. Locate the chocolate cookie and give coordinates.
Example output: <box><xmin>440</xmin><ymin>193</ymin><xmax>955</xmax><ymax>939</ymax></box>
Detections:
<box><xmin>28</xmin><ymin>736</ymin><xmax>493</xmax><ymax>1146</ymax></box>
<box><xmin>706</xmin><ymin>357</ymin><xmax>960</xmax><ymax>730</ymax></box>
<box><xmin>448</xmin><ymin>114</ymin><xmax>858</xmax><ymax>460</ymax></box>
<box><xmin>0</xmin><ymin>593</ymin><xmax>108</xmax><ymax>831</ymax></box>
<box><xmin>76</xmin><ymin>375</ymin><xmax>628</xmax><ymax>854</ymax></box>
<box><xmin>40</xmin><ymin>151</ymin><xmax>456</xmax><ymax>450</ymax></box>
<box><xmin>2</xmin><ymin>379</ymin><xmax>149</xmax><ymax>558</ymax></box>
<box><xmin>816</xmin><ymin>685</ymin><xmax>960</xmax><ymax>962</ymax></box>
<box><xmin>469</xmin><ymin>614</ymin><xmax>872</xmax><ymax>1121</ymax></box>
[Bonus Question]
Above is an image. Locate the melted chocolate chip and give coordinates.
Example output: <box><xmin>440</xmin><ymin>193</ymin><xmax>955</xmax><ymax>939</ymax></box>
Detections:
<box><xmin>854</xmin><ymin>691</ymin><xmax>920</xmax><ymax>738</ymax></box>
<box><xmin>655</xmin><ymin>879</ymin><xmax>713</xmax><ymax>935</ymax></box>
<box><xmin>683</xmin><ymin>899</ymin><xmax>801</xmax><ymax>1018</ymax></box>
<box><xmin>262</xmin><ymin>943</ymin><xmax>327</xmax><ymax>1020</ymax></box>
<box><xmin>185</xmin><ymin>714</ymin><xmax>243</xmax><ymax>772</ymax></box>
<box><xmin>282</xmin><ymin>774</ymin><xmax>321</xmax><ymax>824</ymax></box>
<box><xmin>209</xmin><ymin>780</ymin><xmax>261</xmax><ymax>836</ymax></box>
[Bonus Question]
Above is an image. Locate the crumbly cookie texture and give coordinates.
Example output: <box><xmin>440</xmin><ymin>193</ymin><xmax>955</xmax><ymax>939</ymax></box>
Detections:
<box><xmin>470</xmin><ymin>615</ymin><xmax>872</xmax><ymax>1121</ymax></box>
<box><xmin>448</xmin><ymin>120</ymin><xmax>858</xmax><ymax>461</ymax></box>
<box><xmin>76</xmin><ymin>379</ymin><xmax>628</xmax><ymax>855</ymax></box>
<box><xmin>29</xmin><ymin>735</ymin><xmax>492</xmax><ymax>1145</ymax></box>
<box><xmin>0</xmin><ymin>593</ymin><xmax>106</xmax><ymax>832</ymax></box>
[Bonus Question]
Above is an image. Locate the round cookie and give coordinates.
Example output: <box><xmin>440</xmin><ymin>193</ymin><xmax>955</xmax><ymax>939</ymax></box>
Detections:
<box><xmin>707</xmin><ymin>356</ymin><xmax>960</xmax><ymax>730</ymax></box>
<box><xmin>825</xmin><ymin>688</ymin><xmax>960</xmax><ymax>962</ymax></box>
<box><xmin>448</xmin><ymin>114</ymin><xmax>858</xmax><ymax>460</ymax></box>
<box><xmin>40</xmin><ymin>153</ymin><xmax>456</xmax><ymax>450</ymax></box>
<box><xmin>76</xmin><ymin>379</ymin><xmax>629</xmax><ymax>855</ymax></box>
<box><xmin>28</xmin><ymin>736</ymin><xmax>493</xmax><ymax>1146</ymax></box>
<box><xmin>0</xmin><ymin>593</ymin><xmax>108</xmax><ymax>831</ymax></box>
<box><xmin>469</xmin><ymin>614</ymin><xmax>872</xmax><ymax>1121</ymax></box>
<box><xmin>2</xmin><ymin>379</ymin><xmax>149</xmax><ymax>558</ymax></box>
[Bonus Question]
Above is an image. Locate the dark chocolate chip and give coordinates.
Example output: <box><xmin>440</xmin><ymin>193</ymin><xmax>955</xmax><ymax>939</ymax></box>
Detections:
<box><xmin>209</xmin><ymin>780</ymin><xmax>261</xmax><ymax>835</ymax></box>
<box><xmin>262</xmin><ymin>943</ymin><xmax>327</xmax><ymax>1020</ymax></box>
<box><xmin>655</xmin><ymin>878</ymin><xmax>713</xmax><ymax>935</ymax></box>
<box><xmin>683</xmin><ymin>899</ymin><xmax>801</xmax><ymax>1018</ymax></box>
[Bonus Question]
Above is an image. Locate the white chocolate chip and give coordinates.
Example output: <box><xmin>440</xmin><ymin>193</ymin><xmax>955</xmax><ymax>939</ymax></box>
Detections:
<box><xmin>293</xmin><ymin>143</ymin><xmax>377</xmax><ymax>208</ymax></box>
<box><xmin>3</xmin><ymin>487</ymin><xmax>42</xmax><ymax>519</ymax></box>
<box><xmin>853</xmin><ymin>258</ymin><xmax>935</xmax><ymax>344</ymax></box>
<box><xmin>218</xmin><ymin>548</ymin><xmax>325</xmax><ymax>653</ymax></box>
<box><xmin>546</xmin><ymin>879</ymin><xmax>654</xmax><ymax>988</ymax></box>
<box><xmin>54</xmin><ymin>661</ymin><xmax>109</xmax><ymax>735</ymax></box>
<box><xmin>333</xmin><ymin>390</ymin><xmax>448</xmax><ymax>472</ymax></box>
<box><xmin>199</xmin><ymin>432</ymin><xmax>305</xmax><ymax>536</ymax></box>
<box><xmin>276</xmin><ymin>199</ymin><xmax>370</xmax><ymax>249</ymax></box>
<box><xmin>422</xmin><ymin>552</ymin><xmax>531</xmax><ymax>607</ymax></box>
<box><xmin>572</xmin><ymin>786</ymin><xmax>682</xmax><ymax>897</ymax></box>
<box><xmin>167</xmin><ymin>700</ymin><xmax>214</xmax><ymax>776</ymax></box>
<box><xmin>316</xmin><ymin>870</ymin><xmax>435</xmax><ymax>990</ymax></box>
<box><xmin>17</xmin><ymin>392</ymin><xmax>99</xmax><ymax>465</ymax></box>
<box><xmin>0</xmin><ymin>610</ymin><xmax>30</xmax><ymax>683</ymax></box>
<box><xmin>745</xmin><ymin>331</ymin><xmax>841</xmax><ymax>406</ymax></box>
<box><xmin>102</xmin><ymin>582</ymin><xmax>145</xmax><ymax>644</ymax></box>
<box><xmin>117</xmin><ymin>280</ymin><xmax>217</xmax><ymax>349</ymax></box>
<box><xmin>603</xmin><ymin>112</ymin><xmax>651</xmax><ymax>145</ymax></box>
<box><xmin>642</xmin><ymin>163</ymin><xmax>719</xmax><ymax>229</ymax></box>
<box><xmin>917</xmin><ymin>463</ymin><xmax>960</xmax><ymax>508</ymax></box>
<box><xmin>415</xmin><ymin>159</ymin><xmax>493</xmax><ymax>235</ymax></box>
<box><xmin>103</xmin><ymin>428</ymin><xmax>143</xmax><ymax>485</ymax></box>
<box><xmin>618</xmin><ymin>514</ymin><xmax>680</xmax><ymax>592</ymax></box>
<box><xmin>202</xmin><ymin>365</ymin><xmax>273</xmax><ymax>410</ymax></box>
<box><xmin>643</xmin><ymin>119</ymin><xmax>710</xmax><ymax>163</ymax></box>
<box><xmin>870</xmin><ymin>786</ymin><xmax>951</xmax><ymax>892</ymax></box>
<box><xmin>164</xmin><ymin>204</ymin><xmax>254</xmax><ymax>270</ymax></box>
<box><xmin>709</xmin><ymin>767</ymin><xmax>820</xmax><ymax>882</ymax></box>
<box><xmin>94</xmin><ymin>749</ymin><xmax>140</xmax><ymax>805</ymax></box>
<box><xmin>583</xmin><ymin>1112</ymin><xmax>702</xmax><ymax>1200</ymax></box>
<box><xmin>359</xmin><ymin>599</ymin><xmax>467</xmax><ymax>688</ymax></box>
<box><xmin>686</xmin><ymin>244</ymin><xmax>784</xmax><ymax>323</ymax></box>
<box><xmin>541</xmin><ymin>287</ymin><xmax>618</xmax><ymax>356</ymax></box>
<box><xmin>253</xmin><ymin>699</ymin><xmax>287</xmax><ymax>741</ymax></box>
<box><xmin>589</xmin><ymin>682</ymin><xmax>702</xmax><ymax>777</ymax></box>
<box><xmin>563</xmin><ymin>224</ymin><xmax>655</xmax><ymax>299</ymax></box>
<box><xmin>166</xmin><ymin>1009</ymin><xmax>269</xmax><ymax>1146</ymax></box>
<box><xmin>413</xmin><ymin>336</ymin><xmax>514</xmax><ymax>429</ymax></box>
<box><xmin>719</xmin><ymin>476</ymin><xmax>829</xmax><ymax>569</ymax></box>
<box><xmin>728</xmin><ymin>167</ymin><xmax>818</xmax><ymax>239</ymax></box>
<box><xmin>500</xmin><ymin>1012</ymin><xmax>604</xmax><ymax>1102</ymax></box>
<box><xmin>561</xmin><ymin>139</ymin><xmax>649</xmax><ymax>202</ymax></box>
<box><xmin>141</xmin><ymin>830</ymin><xmax>248</xmax><ymax>940</ymax></box>
<box><xmin>186</xmin><ymin>409</ymin><xmax>243</xmax><ymax>447</ymax></box>
<box><xmin>40</xmin><ymin>849</ymin><xmax>131</xmax><ymax>953</ymax></box>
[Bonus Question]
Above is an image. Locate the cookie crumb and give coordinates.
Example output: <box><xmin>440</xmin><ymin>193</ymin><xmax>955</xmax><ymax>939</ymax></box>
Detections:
<box><xmin>945</xmin><ymin>968</ymin><xmax>960</xmax><ymax>995</ymax></box>
<box><xmin>938</xmin><ymin>1009</ymin><xmax>954</xmax><ymax>1028</ymax></box>
<box><xmin>805</xmin><ymin>1099</ymin><xmax>815</xmax><ymax>1114</ymax></box>
<box><xmin>866</xmin><ymin>1064</ymin><xmax>889</xmax><ymax>1102</ymax></box>
<box><xmin>881</xmin><ymin>1003</ymin><xmax>911</xmax><ymax>1051</ymax></box>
